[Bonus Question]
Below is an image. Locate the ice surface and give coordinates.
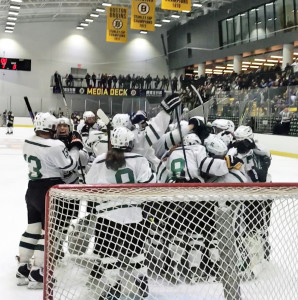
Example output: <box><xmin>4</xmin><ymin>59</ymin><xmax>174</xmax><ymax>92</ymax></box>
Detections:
<box><xmin>1</xmin><ymin>127</ymin><xmax>297</xmax><ymax>300</ymax></box>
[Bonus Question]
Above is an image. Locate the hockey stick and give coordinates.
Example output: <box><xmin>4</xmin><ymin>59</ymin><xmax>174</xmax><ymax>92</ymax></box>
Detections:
<box><xmin>161</xmin><ymin>34</ymin><xmax>192</xmax><ymax>181</ymax></box>
<box><xmin>24</xmin><ymin>96</ymin><xmax>35</xmax><ymax>122</ymax></box>
<box><xmin>97</xmin><ymin>108</ymin><xmax>112</xmax><ymax>150</ymax></box>
<box><xmin>58</xmin><ymin>74</ymin><xmax>86</xmax><ymax>183</ymax></box>
<box><xmin>190</xmin><ymin>84</ymin><xmax>207</xmax><ymax>124</ymax></box>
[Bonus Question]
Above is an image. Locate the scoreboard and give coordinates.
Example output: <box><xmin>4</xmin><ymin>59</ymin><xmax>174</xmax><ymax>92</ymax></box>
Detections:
<box><xmin>0</xmin><ymin>57</ymin><xmax>31</xmax><ymax>71</ymax></box>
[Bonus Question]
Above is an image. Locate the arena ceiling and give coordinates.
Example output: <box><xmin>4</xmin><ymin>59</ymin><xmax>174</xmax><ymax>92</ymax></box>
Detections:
<box><xmin>0</xmin><ymin>0</ymin><xmax>236</xmax><ymax>31</ymax></box>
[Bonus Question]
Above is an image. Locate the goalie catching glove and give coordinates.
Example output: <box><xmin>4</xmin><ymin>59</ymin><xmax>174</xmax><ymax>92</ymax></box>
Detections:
<box><xmin>160</xmin><ymin>93</ymin><xmax>181</xmax><ymax>113</ymax></box>
<box><xmin>69</xmin><ymin>131</ymin><xmax>83</xmax><ymax>150</ymax></box>
<box><xmin>224</xmin><ymin>155</ymin><xmax>243</xmax><ymax>170</ymax></box>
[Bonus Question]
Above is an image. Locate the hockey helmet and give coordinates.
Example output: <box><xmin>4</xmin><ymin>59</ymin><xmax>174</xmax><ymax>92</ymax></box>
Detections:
<box><xmin>34</xmin><ymin>112</ymin><xmax>57</xmax><ymax>133</ymax></box>
<box><xmin>217</xmin><ymin>131</ymin><xmax>234</xmax><ymax>147</ymax></box>
<box><xmin>205</xmin><ymin>136</ymin><xmax>228</xmax><ymax>157</ymax></box>
<box><xmin>234</xmin><ymin>125</ymin><xmax>254</xmax><ymax>140</ymax></box>
<box><xmin>212</xmin><ymin>119</ymin><xmax>232</xmax><ymax>134</ymax></box>
<box><xmin>83</xmin><ymin>111</ymin><xmax>95</xmax><ymax>121</ymax></box>
<box><xmin>183</xmin><ymin>133</ymin><xmax>201</xmax><ymax>146</ymax></box>
<box><xmin>111</xmin><ymin>126</ymin><xmax>134</xmax><ymax>151</ymax></box>
<box><xmin>112</xmin><ymin>114</ymin><xmax>132</xmax><ymax>129</ymax></box>
<box><xmin>57</xmin><ymin>117</ymin><xmax>73</xmax><ymax>136</ymax></box>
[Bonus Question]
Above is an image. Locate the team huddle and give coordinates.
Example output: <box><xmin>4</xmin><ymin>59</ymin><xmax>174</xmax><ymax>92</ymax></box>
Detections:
<box><xmin>16</xmin><ymin>93</ymin><xmax>272</xmax><ymax>299</ymax></box>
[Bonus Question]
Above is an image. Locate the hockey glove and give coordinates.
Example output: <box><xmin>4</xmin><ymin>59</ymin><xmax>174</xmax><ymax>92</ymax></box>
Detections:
<box><xmin>69</xmin><ymin>131</ymin><xmax>83</xmax><ymax>150</ymax></box>
<box><xmin>160</xmin><ymin>93</ymin><xmax>181</xmax><ymax>113</ymax></box>
<box><xmin>81</xmin><ymin>124</ymin><xmax>90</xmax><ymax>137</ymax></box>
<box><xmin>224</xmin><ymin>155</ymin><xmax>243</xmax><ymax>170</ymax></box>
<box><xmin>130</xmin><ymin>110</ymin><xmax>148</xmax><ymax>125</ymax></box>
<box><xmin>189</xmin><ymin>117</ymin><xmax>210</xmax><ymax>143</ymax></box>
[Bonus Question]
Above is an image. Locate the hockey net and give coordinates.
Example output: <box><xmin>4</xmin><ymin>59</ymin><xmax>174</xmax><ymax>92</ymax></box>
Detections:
<box><xmin>44</xmin><ymin>183</ymin><xmax>298</xmax><ymax>300</ymax></box>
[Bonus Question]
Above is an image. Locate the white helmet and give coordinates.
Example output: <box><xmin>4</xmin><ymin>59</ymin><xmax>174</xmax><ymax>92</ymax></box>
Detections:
<box><xmin>83</xmin><ymin>111</ymin><xmax>95</xmax><ymax>121</ymax></box>
<box><xmin>205</xmin><ymin>136</ymin><xmax>228</xmax><ymax>156</ymax></box>
<box><xmin>111</xmin><ymin>126</ymin><xmax>134</xmax><ymax>151</ymax></box>
<box><xmin>227</xmin><ymin>120</ymin><xmax>235</xmax><ymax>133</ymax></box>
<box><xmin>112</xmin><ymin>114</ymin><xmax>132</xmax><ymax>129</ymax></box>
<box><xmin>234</xmin><ymin>125</ymin><xmax>254</xmax><ymax>140</ymax></box>
<box><xmin>212</xmin><ymin>119</ymin><xmax>233</xmax><ymax>134</ymax></box>
<box><xmin>190</xmin><ymin>115</ymin><xmax>205</xmax><ymax>124</ymax></box>
<box><xmin>217</xmin><ymin>131</ymin><xmax>234</xmax><ymax>147</ymax></box>
<box><xmin>183</xmin><ymin>133</ymin><xmax>201</xmax><ymax>146</ymax></box>
<box><xmin>34</xmin><ymin>112</ymin><xmax>57</xmax><ymax>133</ymax></box>
<box><xmin>57</xmin><ymin>117</ymin><xmax>71</xmax><ymax>127</ymax></box>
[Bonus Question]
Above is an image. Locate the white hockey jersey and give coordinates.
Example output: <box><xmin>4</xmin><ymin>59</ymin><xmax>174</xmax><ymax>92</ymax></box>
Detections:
<box><xmin>163</xmin><ymin>144</ymin><xmax>229</xmax><ymax>182</ymax></box>
<box><xmin>86</xmin><ymin>152</ymin><xmax>156</xmax><ymax>224</ymax></box>
<box><xmin>23</xmin><ymin>135</ymin><xmax>79</xmax><ymax>180</ymax></box>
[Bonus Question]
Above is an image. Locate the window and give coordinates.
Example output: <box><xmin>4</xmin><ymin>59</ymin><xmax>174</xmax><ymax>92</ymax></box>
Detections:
<box><xmin>257</xmin><ymin>5</ymin><xmax>266</xmax><ymax>39</ymax></box>
<box><xmin>249</xmin><ymin>9</ymin><xmax>257</xmax><ymax>41</ymax></box>
<box><xmin>241</xmin><ymin>12</ymin><xmax>249</xmax><ymax>43</ymax></box>
<box><xmin>296</xmin><ymin>0</ymin><xmax>298</xmax><ymax>25</ymax></box>
<box><xmin>275</xmin><ymin>0</ymin><xmax>285</xmax><ymax>30</ymax></box>
<box><xmin>221</xmin><ymin>20</ymin><xmax>228</xmax><ymax>47</ymax></box>
<box><xmin>266</xmin><ymin>2</ymin><xmax>275</xmax><ymax>37</ymax></box>
<box><xmin>188</xmin><ymin>48</ymin><xmax>192</xmax><ymax>58</ymax></box>
<box><xmin>234</xmin><ymin>14</ymin><xmax>242</xmax><ymax>44</ymax></box>
<box><xmin>227</xmin><ymin>18</ymin><xmax>235</xmax><ymax>45</ymax></box>
<box><xmin>284</xmin><ymin>0</ymin><xmax>295</xmax><ymax>29</ymax></box>
<box><xmin>187</xmin><ymin>32</ymin><xmax>191</xmax><ymax>44</ymax></box>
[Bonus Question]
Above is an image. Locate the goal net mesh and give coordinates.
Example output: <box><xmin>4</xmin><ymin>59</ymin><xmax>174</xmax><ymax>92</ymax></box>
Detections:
<box><xmin>44</xmin><ymin>183</ymin><xmax>298</xmax><ymax>300</ymax></box>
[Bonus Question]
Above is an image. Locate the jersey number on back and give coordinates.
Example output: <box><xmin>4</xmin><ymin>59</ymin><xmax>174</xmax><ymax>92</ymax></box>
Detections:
<box><xmin>24</xmin><ymin>155</ymin><xmax>42</xmax><ymax>180</ymax></box>
<box><xmin>115</xmin><ymin>168</ymin><xmax>135</xmax><ymax>183</ymax></box>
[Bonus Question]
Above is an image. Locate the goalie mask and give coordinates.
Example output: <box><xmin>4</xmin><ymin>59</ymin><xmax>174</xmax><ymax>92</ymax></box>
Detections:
<box><xmin>234</xmin><ymin>125</ymin><xmax>254</xmax><ymax>140</ymax></box>
<box><xmin>34</xmin><ymin>112</ymin><xmax>57</xmax><ymax>134</ymax></box>
<box><xmin>205</xmin><ymin>136</ymin><xmax>228</xmax><ymax>157</ymax></box>
<box><xmin>111</xmin><ymin>126</ymin><xmax>134</xmax><ymax>151</ymax></box>
<box><xmin>183</xmin><ymin>133</ymin><xmax>201</xmax><ymax>146</ymax></box>
<box><xmin>112</xmin><ymin>114</ymin><xmax>133</xmax><ymax>130</ymax></box>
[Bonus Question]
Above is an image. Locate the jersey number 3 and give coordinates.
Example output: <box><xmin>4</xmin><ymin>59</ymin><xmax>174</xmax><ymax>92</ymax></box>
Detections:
<box><xmin>24</xmin><ymin>155</ymin><xmax>42</xmax><ymax>180</ymax></box>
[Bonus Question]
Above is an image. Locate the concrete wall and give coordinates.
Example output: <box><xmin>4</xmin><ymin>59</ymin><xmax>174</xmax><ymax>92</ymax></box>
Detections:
<box><xmin>0</xmin><ymin>21</ymin><xmax>169</xmax><ymax>116</ymax></box>
<box><xmin>167</xmin><ymin>0</ymin><xmax>297</xmax><ymax>70</ymax></box>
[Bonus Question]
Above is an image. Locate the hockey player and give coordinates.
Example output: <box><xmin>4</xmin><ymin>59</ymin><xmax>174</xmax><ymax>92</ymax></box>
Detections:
<box><xmin>77</xmin><ymin>111</ymin><xmax>102</xmax><ymax>140</ymax></box>
<box><xmin>56</xmin><ymin>117</ymin><xmax>89</xmax><ymax>183</ymax></box>
<box><xmin>228</xmin><ymin>125</ymin><xmax>272</xmax><ymax>278</ymax></box>
<box><xmin>86</xmin><ymin>126</ymin><xmax>156</xmax><ymax>299</ymax></box>
<box><xmin>211</xmin><ymin>118</ymin><xmax>235</xmax><ymax>148</ymax></box>
<box><xmin>205</xmin><ymin>136</ymin><xmax>247</xmax><ymax>183</ymax></box>
<box><xmin>17</xmin><ymin>112</ymin><xmax>83</xmax><ymax>289</ymax></box>
<box><xmin>112</xmin><ymin>93</ymin><xmax>182</xmax><ymax>171</ymax></box>
<box><xmin>6</xmin><ymin>110</ymin><xmax>14</xmax><ymax>134</ymax></box>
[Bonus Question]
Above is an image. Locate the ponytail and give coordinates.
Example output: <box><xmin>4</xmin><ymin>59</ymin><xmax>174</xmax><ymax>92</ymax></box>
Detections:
<box><xmin>105</xmin><ymin>148</ymin><xmax>126</xmax><ymax>171</ymax></box>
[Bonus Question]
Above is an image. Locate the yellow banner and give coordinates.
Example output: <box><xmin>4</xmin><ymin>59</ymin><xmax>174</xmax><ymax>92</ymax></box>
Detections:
<box><xmin>106</xmin><ymin>6</ymin><xmax>128</xmax><ymax>43</ymax></box>
<box><xmin>130</xmin><ymin>0</ymin><xmax>156</xmax><ymax>31</ymax></box>
<box><xmin>161</xmin><ymin>0</ymin><xmax>191</xmax><ymax>12</ymax></box>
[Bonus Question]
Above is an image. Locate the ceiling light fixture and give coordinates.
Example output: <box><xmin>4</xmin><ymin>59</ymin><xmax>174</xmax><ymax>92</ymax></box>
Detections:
<box><xmin>96</xmin><ymin>8</ymin><xmax>106</xmax><ymax>12</ymax></box>
<box><xmin>193</xmin><ymin>3</ymin><xmax>203</xmax><ymax>7</ymax></box>
<box><xmin>8</xmin><ymin>11</ymin><xmax>19</xmax><ymax>15</ymax></box>
<box><xmin>5</xmin><ymin>30</ymin><xmax>13</xmax><ymax>33</ymax></box>
<box><xmin>171</xmin><ymin>15</ymin><xmax>180</xmax><ymax>19</ymax></box>
<box><xmin>140</xmin><ymin>30</ymin><xmax>147</xmax><ymax>34</ymax></box>
<box><xmin>102</xmin><ymin>3</ymin><xmax>112</xmax><ymax>7</ymax></box>
<box><xmin>85</xmin><ymin>19</ymin><xmax>93</xmax><ymax>22</ymax></box>
<box><xmin>11</xmin><ymin>0</ymin><xmax>23</xmax><ymax>2</ymax></box>
<box><xmin>7</xmin><ymin>17</ymin><xmax>17</xmax><ymax>20</ymax></box>
<box><xmin>154</xmin><ymin>23</ymin><xmax>162</xmax><ymax>27</ymax></box>
<box><xmin>76</xmin><ymin>26</ymin><xmax>84</xmax><ymax>30</ymax></box>
<box><xmin>162</xmin><ymin>19</ymin><xmax>171</xmax><ymax>23</ymax></box>
<box><xmin>10</xmin><ymin>5</ymin><xmax>20</xmax><ymax>9</ymax></box>
<box><xmin>271</xmin><ymin>55</ymin><xmax>282</xmax><ymax>59</ymax></box>
<box><xmin>7</xmin><ymin>22</ymin><xmax>16</xmax><ymax>25</ymax></box>
<box><xmin>90</xmin><ymin>13</ymin><xmax>99</xmax><ymax>17</ymax></box>
<box><xmin>255</xmin><ymin>58</ymin><xmax>266</xmax><ymax>61</ymax></box>
<box><xmin>6</xmin><ymin>26</ymin><xmax>15</xmax><ymax>30</ymax></box>
<box><xmin>80</xmin><ymin>22</ymin><xmax>88</xmax><ymax>27</ymax></box>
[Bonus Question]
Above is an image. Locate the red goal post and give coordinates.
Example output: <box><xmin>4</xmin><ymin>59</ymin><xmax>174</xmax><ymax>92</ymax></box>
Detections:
<box><xmin>44</xmin><ymin>183</ymin><xmax>298</xmax><ymax>300</ymax></box>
